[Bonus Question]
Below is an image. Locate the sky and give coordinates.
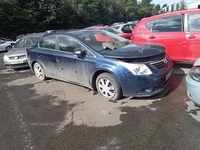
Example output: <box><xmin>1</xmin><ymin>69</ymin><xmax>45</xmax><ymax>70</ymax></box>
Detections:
<box><xmin>152</xmin><ymin>0</ymin><xmax>198</xmax><ymax>6</ymax></box>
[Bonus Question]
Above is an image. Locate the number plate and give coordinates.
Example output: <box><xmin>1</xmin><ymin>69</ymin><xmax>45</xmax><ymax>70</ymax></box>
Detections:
<box><xmin>11</xmin><ymin>61</ymin><xmax>23</xmax><ymax>64</ymax></box>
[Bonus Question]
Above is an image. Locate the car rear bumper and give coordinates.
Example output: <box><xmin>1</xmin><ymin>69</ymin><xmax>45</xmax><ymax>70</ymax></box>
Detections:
<box><xmin>186</xmin><ymin>74</ymin><xmax>200</xmax><ymax>105</ymax></box>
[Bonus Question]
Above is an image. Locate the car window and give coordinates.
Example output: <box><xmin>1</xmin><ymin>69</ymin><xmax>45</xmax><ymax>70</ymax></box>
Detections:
<box><xmin>59</xmin><ymin>36</ymin><xmax>81</xmax><ymax>53</ymax></box>
<box><xmin>130</xmin><ymin>23</ymin><xmax>136</xmax><ymax>29</ymax></box>
<box><xmin>39</xmin><ymin>35</ymin><xmax>56</xmax><ymax>49</ymax></box>
<box><xmin>146</xmin><ymin>21</ymin><xmax>154</xmax><ymax>31</ymax></box>
<box><xmin>15</xmin><ymin>38</ymin><xmax>25</xmax><ymax>48</ymax></box>
<box><xmin>25</xmin><ymin>37</ymin><xmax>41</xmax><ymax>47</ymax></box>
<box><xmin>59</xmin><ymin>35</ymin><xmax>94</xmax><ymax>57</ymax></box>
<box><xmin>150</xmin><ymin>15</ymin><xmax>182</xmax><ymax>32</ymax></box>
<box><xmin>188</xmin><ymin>13</ymin><xmax>200</xmax><ymax>32</ymax></box>
<box><xmin>121</xmin><ymin>25</ymin><xmax>132</xmax><ymax>33</ymax></box>
<box><xmin>15</xmin><ymin>36</ymin><xmax>42</xmax><ymax>48</ymax></box>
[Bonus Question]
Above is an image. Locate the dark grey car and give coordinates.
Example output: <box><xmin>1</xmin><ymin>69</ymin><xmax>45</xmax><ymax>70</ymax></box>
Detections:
<box><xmin>3</xmin><ymin>32</ymin><xmax>45</xmax><ymax>69</ymax></box>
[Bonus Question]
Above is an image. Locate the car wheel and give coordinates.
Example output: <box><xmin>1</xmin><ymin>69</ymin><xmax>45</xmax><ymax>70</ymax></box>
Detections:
<box><xmin>6</xmin><ymin>46</ymin><xmax>12</xmax><ymax>51</ymax></box>
<box><xmin>96</xmin><ymin>73</ymin><xmax>122</xmax><ymax>100</ymax></box>
<box><xmin>33</xmin><ymin>62</ymin><xmax>46</xmax><ymax>81</ymax></box>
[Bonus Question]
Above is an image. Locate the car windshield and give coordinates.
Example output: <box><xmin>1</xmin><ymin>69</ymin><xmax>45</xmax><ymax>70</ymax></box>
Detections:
<box><xmin>15</xmin><ymin>36</ymin><xmax>42</xmax><ymax>48</ymax></box>
<box><xmin>74</xmin><ymin>30</ymin><xmax>128</xmax><ymax>52</ymax></box>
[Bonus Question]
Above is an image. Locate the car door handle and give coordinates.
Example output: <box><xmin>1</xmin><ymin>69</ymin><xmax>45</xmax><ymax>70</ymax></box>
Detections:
<box><xmin>186</xmin><ymin>35</ymin><xmax>196</xmax><ymax>39</ymax></box>
<box><xmin>148</xmin><ymin>35</ymin><xmax>156</xmax><ymax>39</ymax></box>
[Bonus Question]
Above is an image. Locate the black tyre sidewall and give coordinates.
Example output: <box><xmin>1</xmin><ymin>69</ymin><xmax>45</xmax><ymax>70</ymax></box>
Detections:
<box><xmin>6</xmin><ymin>46</ymin><xmax>12</xmax><ymax>52</ymax></box>
<box><xmin>96</xmin><ymin>73</ymin><xmax>122</xmax><ymax>100</ymax></box>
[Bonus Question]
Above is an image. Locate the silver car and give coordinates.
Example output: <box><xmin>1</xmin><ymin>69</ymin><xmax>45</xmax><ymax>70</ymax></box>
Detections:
<box><xmin>186</xmin><ymin>58</ymin><xmax>200</xmax><ymax>106</ymax></box>
<box><xmin>110</xmin><ymin>22</ymin><xmax>136</xmax><ymax>33</ymax></box>
<box><xmin>3</xmin><ymin>32</ymin><xmax>45</xmax><ymax>69</ymax></box>
<box><xmin>0</xmin><ymin>37</ymin><xmax>16</xmax><ymax>52</ymax></box>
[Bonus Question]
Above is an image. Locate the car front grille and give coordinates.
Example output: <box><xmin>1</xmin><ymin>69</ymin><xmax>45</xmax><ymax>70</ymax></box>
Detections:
<box><xmin>151</xmin><ymin>59</ymin><xmax>168</xmax><ymax>70</ymax></box>
<box><xmin>151</xmin><ymin>55</ymin><xmax>170</xmax><ymax>73</ymax></box>
<box><xmin>9</xmin><ymin>55</ymin><xmax>26</xmax><ymax>60</ymax></box>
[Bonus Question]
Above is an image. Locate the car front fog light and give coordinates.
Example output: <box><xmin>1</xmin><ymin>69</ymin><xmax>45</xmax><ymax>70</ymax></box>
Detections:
<box><xmin>189</xmin><ymin>66</ymin><xmax>200</xmax><ymax>82</ymax></box>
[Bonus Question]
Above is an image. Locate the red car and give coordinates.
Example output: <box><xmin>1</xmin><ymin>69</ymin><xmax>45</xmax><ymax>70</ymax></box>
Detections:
<box><xmin>85</xmin><ymin>26</ymin><xmax>132</xmax><ymax>40</ymax></box>
<box><xmin>131</xmin><ymin>9</ymin><xmax>200</xmax><ymax>63</ymax></box>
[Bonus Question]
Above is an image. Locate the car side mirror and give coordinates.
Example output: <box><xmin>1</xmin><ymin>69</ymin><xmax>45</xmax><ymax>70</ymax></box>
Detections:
<box><xmin>73</xmin><ymin>49</ymin><xmax>86</xmax><ymax>58</ymax></box>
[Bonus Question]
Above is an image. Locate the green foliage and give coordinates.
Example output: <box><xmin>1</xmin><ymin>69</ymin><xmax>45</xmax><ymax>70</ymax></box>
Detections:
<box><xmin>162</xmin><ymin>4</ymin><xmax>167</xmax><ymax>8</ymax></box>
<box><xmin>179</xmin><ymin>0</ymin><xmax>186</xmax><ymax>10</ymax></box>
<box><xmin>0</xmin><ymin>0</ymin><xmax>162</xmax><ymax>39</ymax></box>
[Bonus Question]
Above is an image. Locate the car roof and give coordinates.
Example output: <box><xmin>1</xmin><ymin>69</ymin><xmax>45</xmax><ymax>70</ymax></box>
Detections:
<box><xmin>46</xmin><ymin>29</ymin><xmax>104</xmax><ymax>36</ymax></box>
<box><xmin>142</xmin><ymin>9</ymin><xmax>200</xmax><ymax>21</ymax></box>
<box><xmin>22</xmin><ymin>32</ymin><xmax>46</xmax><ymax>38</ymax></box>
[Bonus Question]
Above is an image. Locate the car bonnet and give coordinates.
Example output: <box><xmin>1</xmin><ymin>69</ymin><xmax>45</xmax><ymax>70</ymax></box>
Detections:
<box><xmin>102</xmin><ymin>43</ymin><xmax>165</xmax><ymax>59</ymax></box>
<box><xmin>6</xmin><ymin>47</ymin><xmax>27</xmax><ymax>56</ymax></box>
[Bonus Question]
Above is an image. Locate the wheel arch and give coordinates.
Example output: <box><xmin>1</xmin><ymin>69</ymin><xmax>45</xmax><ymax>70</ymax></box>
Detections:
<box><xmin>31</xmin><ymin>61</ymin><xmax>37</xmax><ymax>72</ymax></box>
<box><xmin>31</xmin><ymin>61</ymin><xmax>46</xmax><ymax>76</ymax></box>
<box><xmin>91</xmin><ymin>70</ymin><xmax>123</xmax><ymax>93</ymax></box>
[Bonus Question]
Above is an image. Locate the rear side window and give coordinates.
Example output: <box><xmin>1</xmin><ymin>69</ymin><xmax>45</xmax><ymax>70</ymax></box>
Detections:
<box><xmin>188</xmin><ymin>13</ymin><xmax>200</xmax><ymax>32</ymax></box>
<box><xmin>146</xmin><ymin>15</ymin><xmax>183</xmax><ymax>32</ymax></box>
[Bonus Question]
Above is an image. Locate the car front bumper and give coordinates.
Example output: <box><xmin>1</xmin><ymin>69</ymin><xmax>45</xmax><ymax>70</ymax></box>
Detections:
<box><xmin>119</xmin><ymin>67</ymin><xmax>173</xmax><ymax>97</ymax></box>
<box><xmin>4</xmin><ymin>59</ymin><xmax>29</xmax><ymax>69</ymax></box>
<box><xmin>186</xmin><ymin>74</ymin><xmax>200</xmax><ymax>105</ymax></box>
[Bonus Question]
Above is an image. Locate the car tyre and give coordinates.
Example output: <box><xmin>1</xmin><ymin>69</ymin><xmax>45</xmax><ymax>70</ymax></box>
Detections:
<box><xmin>6</xmin><ymin>46</ymin><xmax>12</xmax><ymax>51</ymax></box>
<box><xmin>33</xmin><ymin>62</ymin><xmax>46</xmax><ymax>81</ymax></box>
<box><xmin>96</xmin><ymin>73</ymin><xmax>122</xmax><ymax>100</ymax></box>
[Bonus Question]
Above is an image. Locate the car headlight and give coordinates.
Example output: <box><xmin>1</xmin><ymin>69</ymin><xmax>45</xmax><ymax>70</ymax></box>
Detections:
<box><xmin>118</xmin><ymin>61</ymin><xmax>152</xmax><ymax>75</ymax></box>
<box><xmin>3</xmin><ymin>55</ymin><xmax>9</xmax><ymax>60</ymax></box>
<box><xmin>189</xmin><ymin>66</ymin><xmax>200</xmax><ymax>82</ymax></box>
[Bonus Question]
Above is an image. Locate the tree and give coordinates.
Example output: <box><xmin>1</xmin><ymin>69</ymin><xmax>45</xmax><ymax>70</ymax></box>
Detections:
<box><xmin>0</xmin><ymin>0</ymin><xmax>169</xmax><ymax>38</ymax></box>
<box><xmin>154</xmin><ymin>4</ymin><xmax>161</xmax><ymax>14</ymax></box>
<box><xmin>179</xmin><ymin>0</ymin><xmax>186</xmax><ymax>10</ymax></box>
<box><xmin>162</xmin><ymin>4</ymin><xmax>167</xmax><ymax>8</ymax></box>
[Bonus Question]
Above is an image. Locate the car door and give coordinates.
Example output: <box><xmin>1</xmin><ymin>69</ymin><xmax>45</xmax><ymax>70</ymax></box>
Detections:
<box><xmin>185</xmin><ymin>12</ymin><xmax>200</xmax><ymax>62</ymax></box>
<box><xmin>37</xmin><ymin>35</ymin><xmax>60</xmax><ymax>79</ymax></box>
<box><xmin>146</xmin><ymin>15</ymin><xmax>186</xmax><ymax>62</ymax></box>
<box><xmin>55</xmin><ymin>35</ymin><xmax>90</xmax><ymax>86</ymax></box>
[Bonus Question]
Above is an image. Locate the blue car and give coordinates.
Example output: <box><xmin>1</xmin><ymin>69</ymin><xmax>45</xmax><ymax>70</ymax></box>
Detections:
<box><xmin>27</xmin><ymin>30</ymin><xmax>173</xmax><ymax>100</ymax></box>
